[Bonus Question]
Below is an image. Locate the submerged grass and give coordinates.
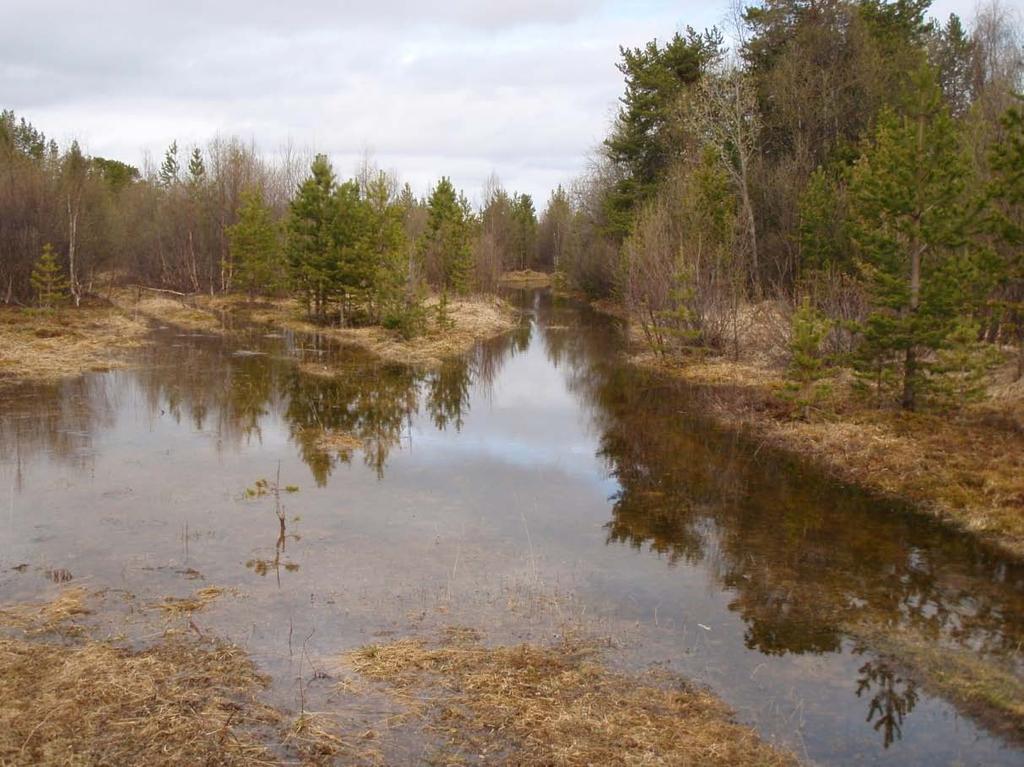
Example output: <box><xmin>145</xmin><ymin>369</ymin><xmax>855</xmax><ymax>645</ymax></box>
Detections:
<box><xmin>0</xmin><ymin>588</ymin><xmax>352</xmax><ymax>766</ymax></box>
<box><xmin>0</xmin><ymin>305</ymin><xmax>149</xmax><ymax>384</ymax></box>
<box><xmin>344</xmin><ymin>634</ymin><xmax>796</xmax><ymax>766</ymax></box>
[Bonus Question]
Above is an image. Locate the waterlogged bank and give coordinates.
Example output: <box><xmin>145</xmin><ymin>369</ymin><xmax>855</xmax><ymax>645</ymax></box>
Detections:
<box><xmin>632</xmin><ymin>351</ymin><xmax>1024</xmax><ymax>559</ymax></box>
<box><xmin>0</xmin><ymin>588</ymin><xmax>793</xmax><ymax>767</ymax></box>
<box><xmin>109</xmin><ymin>287</ymin><xmax>519</xmax><ymax>368</ymax></box>
<box><xmin>0</xmin><ymin>303</ymin><xmax>149</xmax><ymax>384</ymax></box>
<box><xmin>1</xmin><ymin>289</ymin><xmax>1023</xmax><ymax>765</ymax></box>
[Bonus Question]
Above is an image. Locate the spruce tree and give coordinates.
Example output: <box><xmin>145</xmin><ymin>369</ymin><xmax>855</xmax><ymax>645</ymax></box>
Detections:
<box><xmin>229</xmin><ymin>190</ymin><xmax>280</xmax><ymax>298</ymax></box>
<box><xmin>31</xmin><ymin>243</ymin><xmax>68</xmax><ymax>309</ymax></box>
<box><xmin>847</xmin><ymin>69</ymin><xmax>975</xmax><ymax>410</ymax></box>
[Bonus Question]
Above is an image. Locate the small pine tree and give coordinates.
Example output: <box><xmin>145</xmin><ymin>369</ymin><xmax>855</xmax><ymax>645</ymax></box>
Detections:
<box><xmin>229</xmin><ymin>190</ymin><xmax>280</xmax><ymax>298</ymax></box>
<box><xmin>927</xmin><ymin>318</ymin><xmax>1002</xmax><ymax>410</ymax></box>
<box><xmin>435</xmin><ymin>290</ymin><xmax>455</xmax><ymax>331</ymax></box>
<box><xmin>784</xmin><ymin>297</ymin><xmax>832</xmax><ymax>418</ymax></box>
<box><xmin>31</xmin><ymin>244</ymin><xmax>69</xmax><ymax>310</ymax></box>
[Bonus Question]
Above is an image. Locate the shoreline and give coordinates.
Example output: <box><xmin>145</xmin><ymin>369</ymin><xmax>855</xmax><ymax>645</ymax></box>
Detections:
<box><xmin>108</xmin><ymin>288</ymin><xmax>521</xmax><ymax>370</ymax></box>
<box><xmin>0</xmin><ymin>303</ymin><xmax>150</xmax><ymax>386</ymax></box>
<box><xmin>575</xmin><ymin>292</ymin><xmax>1024</xmax><ymax>559</ymax></box>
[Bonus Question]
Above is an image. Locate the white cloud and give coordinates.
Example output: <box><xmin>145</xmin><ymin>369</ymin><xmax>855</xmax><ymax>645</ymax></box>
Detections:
<box><xmin>0</xmin><ymin>0</ymin><xmax>987</xmax><ymax>203</ymax></box>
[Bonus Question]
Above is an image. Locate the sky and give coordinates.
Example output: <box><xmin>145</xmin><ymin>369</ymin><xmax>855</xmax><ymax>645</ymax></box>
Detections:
<box><xmin>1</xmin><ymin>0</ymin><xmax>987</xmax><ymax>205</ymax></box>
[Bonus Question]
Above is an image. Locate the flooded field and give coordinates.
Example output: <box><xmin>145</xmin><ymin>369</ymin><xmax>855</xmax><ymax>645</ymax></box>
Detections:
<box><xmin>1</xmin><ymin>289</ymin><xmax>1022</xmax><ymax>765</ymax></box>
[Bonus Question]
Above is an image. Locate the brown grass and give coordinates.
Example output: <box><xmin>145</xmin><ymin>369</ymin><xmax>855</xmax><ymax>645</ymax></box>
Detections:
<box><xmin>310</xmin><ymin>428</ymin><xmax>364</xmax><ymax>454</ymax></box>
<box><xmin>109</xmin><ymin>287</ymin><xmax>224</xmax><ymax>332</ymax></box>
<box><xmin>499</xmin><ymin>269</ymin><xmax>553</xmax><ymax>288</ymax></box>
<box><xmin>0</xmin><ymin>306</ymin><xmax>149</xmax><ymax>384</ymax></box>
<box><xmin>344</xmin><ymin>635</ymin><xmax>795</xmax><ymax>766</ymax></box>
<box><xmin>209</xmin><ymin>293</ymin><xmax>519</xmax><ymax>369</ymax></box>
<box><xmin>154</xmin><ymin>586</ymin><xmax>229</xmax><ymax>616</ymax></box>
<box><xmin>0</xmin><ymin>588</ymin><xmax>352</xmax><ymax>766</ymax></box>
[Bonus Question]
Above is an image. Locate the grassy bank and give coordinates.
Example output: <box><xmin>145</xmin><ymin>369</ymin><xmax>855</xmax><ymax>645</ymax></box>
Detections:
<box><xmin>0</xmin><ymin>303</ymin><xmax>150</xmax><ymax>384</ymax></box>
<box><xmin>633</xmin><ymin>349</ymin><xmax>1024</xmax><ymax>558</ymax></box>
<box><xmin>499</xmin><ymin>269</ymin><xmax>553</xmax><ymax>288</ymax></box>
<box><xmin>1</xmin><ymin>588</ymin><xmax>793</xmax><ymax>766</ymax></box>
<box><xmin>108</xmin><ymin>288</ymin><xmax>519</xmax><ymax>369</ymax></box>
<box><xmin>204</xmin><ymin>293</ymin><xmax>518</xmax><ymax>369</ymax></box>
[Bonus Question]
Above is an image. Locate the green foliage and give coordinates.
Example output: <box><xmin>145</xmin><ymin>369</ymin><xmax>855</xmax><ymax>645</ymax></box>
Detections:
<box><xmin>927</xmin><ymin>318</ymin><xmax>1002</xmax><ymax>409</ymax></box>
<box><xmin>187</xmin><ymin>147</ymin><xmax>206</xmax><ymax>186</ymax></box>
<box><xmin>287</xmin><ymin>155</ymin><xmax>341</xmax><ymax>320</ymax></box>
<box><xmin>798</xmin><ymin>166</ymin><xmax>851</xmax><ymax>274</ymax></box>
<box><xmin>847</xmin><ymin>69</ymin><xmax>982</xmax><ymax>409</ymax></box>
<box><xmin>91</xmin><ymin>157</ymin><xmax>140</xmax><ymax>192</ymax></box>
<box><xmin>421</xmin><ymin>177</ymin><xmax>473</xmax><ymax>294</ymax></box>
<box><xmin>604</xmin><ymin>28</ymin><xmax>722</xmax><ymax>236</ymax></box>
<box><xmin>435</xmin><ymin>290</ymin><xmax>455</xmax><ymax>331</ymax></box>
<box><xmin>783</xmin><ymin>297</ymin><xmax>833</xmax><ymax>416</ymax></box>
<box><xmin>30</xmin><ymin>244</ymin><xmax>68</xmax><ymax>309</ymax></box>
<box><xmin>229</xmin><ymin>190</ymin><xmax>281</xmax><ymax>297</ymax></box>
<box><xmin>509</xmin><ymin>193</ymin><xmax>538</xmax><ymax>269</ymax></box>
<box><xmin>159</xmin><ymin>141</ymin><xmax>180</xmax><ymax>187</ymax></box>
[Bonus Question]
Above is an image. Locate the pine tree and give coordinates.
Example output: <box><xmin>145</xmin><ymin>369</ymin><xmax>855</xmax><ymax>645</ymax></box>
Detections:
<box><xmin>421</xmin><ymin>177</ymin><xmax>473</xmax><ymax>294</ymax></box>
<box><xmin>187</xmin><ymin>147</ymin><xmax>206</xmax><ymax>185</ymax></box>
<box><xmin>784</xmin><ymin>297</ymin><xmax>833</xmax><ymax>418</ymax></box>
<box><xmin>847</xmin><ymin>68</ymin><xmax>976</xmax><ymax>410</ymax></box>
<box><xmin>509</xmin><ymin>193</ymin><xmax>538</xmax><ymax>270</ymax></box>
<box><xmin>229</xmin><ymin>190</ymin><xmax>280</xmax><ymax>298</ymax></box>
<box><xmin>159</xmin><ymin>141</ymin><xmax>180</xmax><ymax>187</ymax></box>
<box><xmin>987</xmin><ymin>103</ymin><xmax>1024</xmax><ymax>380</ymax></box>
<box><xmin>287</xmin><ymin>155</ymin><xmax>340</xmax><ymax>321</ymax></box>
<box><xmin>31</xmin><ymin>243</ymin><xmax>68</xmax><ymax>309</ymax></box>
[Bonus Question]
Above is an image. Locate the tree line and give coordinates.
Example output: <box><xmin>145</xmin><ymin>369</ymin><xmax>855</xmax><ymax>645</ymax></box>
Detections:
<box><xmin>0</xmin><ymin>114</ymin><xmax>551</xmax><ymax>331</ymax></box>
<box><xmin>545</xmin><ymin>0</ymin><xmax>1023</xmax><ymax>411</ymax></box>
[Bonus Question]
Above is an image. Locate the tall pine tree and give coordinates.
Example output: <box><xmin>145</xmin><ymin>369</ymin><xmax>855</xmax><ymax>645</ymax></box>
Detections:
<box><xmin>847</xmin><ymin>68</ymin><xmax>976</xmax><ymax>410</ymax></box>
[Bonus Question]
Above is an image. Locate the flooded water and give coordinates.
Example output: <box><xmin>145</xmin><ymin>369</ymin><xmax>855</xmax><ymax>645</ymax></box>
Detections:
<box><xmin>1</xmin><ymin>289</ymin><xmax>1023</xmax><ymax>765</ymax></box>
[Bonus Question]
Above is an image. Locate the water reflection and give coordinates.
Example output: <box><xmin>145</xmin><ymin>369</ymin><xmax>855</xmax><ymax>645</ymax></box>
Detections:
<box><xmin>1</xmin><ymin>289</ymin><xmax>1022</xmax><ymax>761</ymax></box>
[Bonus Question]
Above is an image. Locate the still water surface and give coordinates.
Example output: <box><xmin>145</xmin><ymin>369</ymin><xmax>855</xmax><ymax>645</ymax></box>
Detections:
<box><xmin>1</xmin><ymin>289</ymin><xmax>1022</xmax><ymax>765</ymax></box>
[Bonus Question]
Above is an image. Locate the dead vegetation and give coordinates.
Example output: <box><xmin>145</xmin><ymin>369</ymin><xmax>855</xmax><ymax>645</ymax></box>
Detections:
<box><xmin>207</xmin><ymin>293</ymin><xmax>518</xmax><ymax>369</ymax></box>
<box><xmin>343</xmin><ymin>634</ymin><xmax>795</xmax><ymax>766</ymax></box>
<box><xmin>0</xmin><ymin>304</ymin><xmax>149</xmax><ymax>384</ymax></box>
<box><xmin>108</xmin><ymin>287</ymin><xmax>224</xmax><ymax>332</ymax></box>
<box><xmin>499</xmin><ymin>269</ymin><xmax>553</xmax><ymax>288</ymax></box>
<box><xmin>154</xmin><ymin>586</ymin><xmax>229</xmax><ymax>616</ymax></box>
<box><xmin>0</xmin><ymin>587</ymin><xmax>349</xmax><ymax>766</ymax></box>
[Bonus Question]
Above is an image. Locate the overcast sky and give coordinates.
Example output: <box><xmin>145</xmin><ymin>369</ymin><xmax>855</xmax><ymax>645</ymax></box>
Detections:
<box><xmin>1</xmin><ymin>0</ymin><xmax>984</xmax><ymax>204</ymax></box>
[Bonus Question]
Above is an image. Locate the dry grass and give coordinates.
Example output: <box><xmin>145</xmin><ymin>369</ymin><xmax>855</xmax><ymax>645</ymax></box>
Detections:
<box><xmin>210</xmin><ymin>293</ymin><xmax>518</xmax><ymax>369</ymax></box>
<box><xmin>0</xmin><ymin>588</ymin><xmax>354</xmax><ymax>766</ymax></box>
<box><xmin>309</xmin><ymin>428</ymin><xmax>364</xmax><ymax>454</ymax></box>
<box><xmin>109</xmin><ymin>287</ymin><xmax>224</xmax><ymax>332</ymax></box>
<box><xmin>154</xmin><ymin>586</ymin><xmax>229</xmax><ymax>616</ymax></box>
<box><xmin>344</xmin><ymin>635</ymin><xmax>795</xmax><ymax>766</ymax></box>
<box><xmin>0</xmin><ymin>306</ymin><xmax>149</xmax><ymax>384</ymax></box>
<box><xmin>0</xmin><ymin>587</ymin><xmax>91</xmax><ymax>636</ymax></box>
<box><xmin>499</xmin><ymin>269</ymin><xmax>553</xmax><ymax>288</ymax></box>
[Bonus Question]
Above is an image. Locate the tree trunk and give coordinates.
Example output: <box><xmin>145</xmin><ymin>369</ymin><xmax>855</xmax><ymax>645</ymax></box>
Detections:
<box><xmin>67</xmin><ymin>195</ymin><xmax>81</xmax><ymax>307</ymax></box>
